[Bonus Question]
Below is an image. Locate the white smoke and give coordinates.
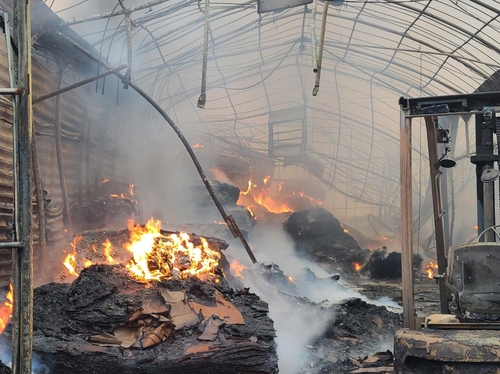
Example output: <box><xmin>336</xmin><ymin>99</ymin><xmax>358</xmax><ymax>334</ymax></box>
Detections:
<box><xmin>229</xmin><ymin>224</ymin><xmax>400</xmax><ymax>373</ymax></box>
<box><xmin>0</xmin><ymin>337</ymin><xmax>49</xmax><ymax>374</ymax></box>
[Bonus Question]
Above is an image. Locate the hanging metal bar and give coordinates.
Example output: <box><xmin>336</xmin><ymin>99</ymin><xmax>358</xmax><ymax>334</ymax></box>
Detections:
<box><xmin>0</xmin><ymin>88</ymin><xmax>22</xmax><ymax>95</ymax></box>
<box><xmin>312</xmin><ymin>0</ymin><xmax>328</xmax><ymax>96</ymax></box>
<box><xmin>311</xmin><ymin>0</ymin><xmax>318</xmax><ymax>72</ymax></box>
<box><xmin>197</xmin><ymin>0</ymin><xmax>210</xmax><ymax>109</ymax></box>
<box><xmin>12</xmin><ymin>0</ymin><xmax>33</xmax><ymax>373</ymax></box>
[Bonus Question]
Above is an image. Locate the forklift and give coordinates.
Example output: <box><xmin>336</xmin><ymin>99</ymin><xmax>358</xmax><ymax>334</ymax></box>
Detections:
<box><xmin>394</xmin><ymin>92</ymin><xmax>500</xmax><ymax>373</ymax></box>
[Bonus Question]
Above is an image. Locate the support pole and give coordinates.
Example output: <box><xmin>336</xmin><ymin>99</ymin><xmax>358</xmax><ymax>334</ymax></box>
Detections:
<box><xmin>197</xmin><ymin>0</ymin><xmax>210</xmax><ymax>109</ymax></box>
<box><xmin>424</xmin><ymin>117</ymin><xmax>450</xmax><ymax>314</ymax></box>
<box><xmin>12</xmin><ymin>0</ymin><xmax>33</xmax><ymax>372</ymax></box>
<box><xmin>311</xmin><ymin>0</ymin><xmax>318</xmax><ymax>72</ymax></box>
<box><xmin>400</xmin><ymin>112</ymin><xmax>415</xmax><ymax>329</ymax></box>
<box><xmin>312</xmin><ymin>0</ymin><xmax>328</xmax><ymax>96</ymax></box>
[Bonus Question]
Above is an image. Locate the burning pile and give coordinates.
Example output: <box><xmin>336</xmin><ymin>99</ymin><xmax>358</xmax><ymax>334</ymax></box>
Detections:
<box><xmin>0</xmin><ymin>219</ymin><xmax>278</xmax><ymax>373</ymax></box>
<box><xmin>62</xmin><ymin>218</ymin><xmax>222</xmax><ymax>283</ymax></box>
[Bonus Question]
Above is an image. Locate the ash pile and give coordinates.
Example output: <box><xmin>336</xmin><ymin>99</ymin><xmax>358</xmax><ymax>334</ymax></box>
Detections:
<box><xmin>3</xmin><ymin>225</ymin><xmax>278</xmax><ymax>374</ymax></box>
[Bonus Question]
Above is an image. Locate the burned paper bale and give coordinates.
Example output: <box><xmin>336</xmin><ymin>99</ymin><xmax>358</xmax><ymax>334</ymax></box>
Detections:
<box><xmin>284</xmin><ymin>207</ymin><xmax>368</xmax><ymax>273</ymax></box>
<box><xmin>28</xmin><ymin>264</ymin><xmax>277</xmax><ymax>374</ymax></box>
<box><xmin>363</xmin><ymin>248</ymin><xmax>423</xmax><ymax>280</ymax></box>
<box><xmin>70</xmin><ymin>197</ymin><xmax>140</xmax><ymax>232</ymax></box>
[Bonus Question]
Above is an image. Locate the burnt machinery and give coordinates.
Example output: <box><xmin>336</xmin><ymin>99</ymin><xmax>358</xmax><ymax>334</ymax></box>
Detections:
<box><xmin>394</xmin><ymin>92</ymin><xmax>500</xmax><ymax>373</ymax></box>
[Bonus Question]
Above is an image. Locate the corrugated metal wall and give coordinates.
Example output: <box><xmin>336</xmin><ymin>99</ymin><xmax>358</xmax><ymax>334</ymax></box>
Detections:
<box><xmin>0</xmin><ymin>33</ymin><xmax>135</xmax><ymax>285</ymax></box>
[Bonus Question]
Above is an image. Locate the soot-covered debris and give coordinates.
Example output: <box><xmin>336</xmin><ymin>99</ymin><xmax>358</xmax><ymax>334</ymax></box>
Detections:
<box><xmin>362</xmin><ymin>248</ymin><xmax>423</xmax><ymax>280</ymax></box>
<box><xmin>304</xmin><ymin>298</ymin><xmax>401</xmax><ymax>374</ymax></box>
<box><xmin>284</xmin><ymin>207</ymin><xmax>369</xmax><ymax>274</ymax></box>
<box><xmin>28</xmin><ymin>263</ymin><xmax>278</xmax><ymax>374</ymax></box>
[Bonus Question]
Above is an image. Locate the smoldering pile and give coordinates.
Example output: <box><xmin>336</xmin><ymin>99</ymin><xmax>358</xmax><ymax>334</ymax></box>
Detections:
<box><xmin>1</xmin><ymin>225</ymin><xmax>278</xmax><ymax>374</ymax></box>
<box><xmin>25</xmin><ymin>263</ymin><xmax>277</xmax><ymax>374</ymax></box>
<box><xmin>229</xmin><ymin>260</ymin><xmax>401</xmax><ymax>374</ymax></box>
<box><xmin>284</xmin><ymin>207</ymin><xmax>369</xmax><ymax>275</ymax></box>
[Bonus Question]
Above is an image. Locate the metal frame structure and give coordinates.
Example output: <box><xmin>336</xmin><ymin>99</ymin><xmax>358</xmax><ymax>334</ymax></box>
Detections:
<box><xmin>398</xmin><ymin>91</ymin><xmax>500</xmax><ymax>329</ymax></box>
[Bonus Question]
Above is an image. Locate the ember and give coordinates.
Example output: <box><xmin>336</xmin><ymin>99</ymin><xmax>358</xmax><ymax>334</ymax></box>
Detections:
<box><xmin>353</xmin><ymin>262</ymin><xmax>363</xmax><ymax>271</ymax></box>
<box><xmin>426</xmin><ymin>261</ymin><xmax>439</xmax><ymax>279</ymax></box>
<box><xmin>0</xmin><ymin>284</ymin><xmax>13</xmax><ymax>334</ymax></box>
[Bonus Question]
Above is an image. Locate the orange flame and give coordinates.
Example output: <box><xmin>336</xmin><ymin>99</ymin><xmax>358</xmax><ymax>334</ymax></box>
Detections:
<box><xmin>192</xmin><ymin>143</ymin><xmax>204</xmax><ymax>148</ymax></box>
<box><xmin>63</xmin><ymin>236</ymin><xmax>83</xmax><ymax>276</ymax></box>
<box><xmin>102</xmin><ymin>178</ymin><xmax>110</xmax><ymax>183</ymax></box>
<box><xmin>129</xmin><ymin>183</ymin><xmax>134</xmax><ymax>196</ymax></box>
<box><xmin>288</xmin><ymin>276</ymin><xmax>294</xmax><ymax>283</ymax></box>
<box><xmin>230</xmin><ymin>259</ymin><xmax>245</xmax><ymax>278</ymax></box>
<box><xmin>426</xmin><ymin>261</ymin><xmax>439</xmax><ymax>279</ymax></box>
<box><xmin>125</xmin><ymin>218</ymin><xmax>221</xmax><ymax>281</ymax></box>
<box><xmin>263</xmin><ymin>176</ymin><xmax>271</xmax><ymax>185</ymax></box>
<box><xmin>103</xmin><ymin>239</ymin><xmax>115</xmax><ymax>264</ymax></box>
<box><xmin>353</xmin><ymin>262</ymin><xmax>363</xmax><ymax>271</ymax></box>
<box><xmin>0</xmin><ymin>284</ymin><xmax>13</xmax><ymax>334</ymax></box>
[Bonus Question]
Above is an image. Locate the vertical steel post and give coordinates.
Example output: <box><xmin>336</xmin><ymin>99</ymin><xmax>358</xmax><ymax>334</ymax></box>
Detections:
<box><xmin>424</xmin><ymin>117</ymin><xmax>450</xmax><ymax>314</ymax></box>
<box><xmin>400</xmin><ymin>110</ymin><xmax>415</xmax><ymax>329</ymax></box>
<box><xmin>12</xmin><ymin>0</ymin><xmax>33</xmax><ymax>373</ymax></box>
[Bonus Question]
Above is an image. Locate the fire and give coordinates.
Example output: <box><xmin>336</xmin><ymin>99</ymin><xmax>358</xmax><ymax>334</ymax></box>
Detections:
<box><xmin>192</xmin><ymin>143</ymin><xmax>204</xmax><ymax>148</ymax></box>
<box><xmin>288</xmin><ymin>276</ymin><xmax>294</xmax><ymax>283</ymax></box>
<box><xmin>62</xmin><ymin>218</ymin><xmax>221</xmax><ymax>282</ymax></box>
<box><xmin>103</xmin><ymin>239</ymin><xmax>116</xmax><ymax>264</ymax></box>
<box><xmin>230</xmin><ymin>259</ymin><xmax>245</xmax><ymax>278</ymax></box>
<box><xmin>102</xmin><ymin>178</ymin><xmax>109</xmax><ymax>183</ymax></box>
<box><xmin>110</xmin><ymin>193</ymin><xmax>126</xmax><ymax>198</ymax></box>
<box><xmin>0</xmin><ymin>284</ymin><xmax>13</xmax><ymax>334</ymax></box>
<box><xmin>63</xmin><ymin>236</ymin><xmax>83</xmax><ymax>276</ymax></box>
<box><xmin>343</xmin><ymin>228</ymin><xmax>349</xmax><ymax>233</ymax></box>
<box><xmin>426</xmin><ymin>261</ymin><xmax>439</xmax><ymax>279</ymax></box>
<box><xmin>238</xmin><ymin>176</ymin><xmax>293</xmax><ymax>215</ymax></box>
<box><xmin>129</xmin><ymin>183</ymin><xmax>134</xmax><ymax>196</ymax></box>
<box><xmin>125</xmin><ymin>218</ymin><xmax>221</xmax><ymax>281</ymax></box>
<box><xmin>353</xmin><ymin>262</ymin><xmax>363</xmax><ymax>271</ymax></box>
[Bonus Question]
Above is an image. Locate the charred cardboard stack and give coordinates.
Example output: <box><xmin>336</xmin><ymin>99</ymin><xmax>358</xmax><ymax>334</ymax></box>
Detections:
<box><xmin>284</xmin><ymin>207</ymin><xmax>368</xmax><ymax>275</ymax></box>
<box><xmin>70</xmin><ymin>181</ymin><xmax>141</xmax><ymax>232</ymax></box>
<box><xmin>6</xmin><ymin>229</ymin><xmax>278</xmax><ymax>374</ymax></box>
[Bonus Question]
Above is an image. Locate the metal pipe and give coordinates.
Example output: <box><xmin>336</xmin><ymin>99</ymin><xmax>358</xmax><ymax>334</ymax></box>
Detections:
<box><xmin>197</xmin><ymin>0</ymin><xmax>210</xmax><ymax>109</ymax></box>
<box><xmin>62</xmin><ymin>0</ymin><xmax>171</xmax><ymax>26</ymax></box>
<box><xmin>32</xmin><ymin>126</ymin><xmax>46</xmax><ymax>268</ymax></box>
<box><xmin>12</xmin><ymin>0</ymin><xmax>33</xmax><ymax>372</ymax></box>
<box><xmin>54</xmin><ymin>63</ymin><xmax>72</xmax><ymax>233</ymax></box>
<box><xmin>312</xmin><ymin>0</ymin><xmax>328</xmax><ymax>96</ymax></box>
<box><xmin>0</xmin><ymin>87</ymin><xmax>22</xmax><ymax>95</ymax></box>
<box><xmin>400</xmin><ymin>111</ymin><xmax>415</xmax><ymax>329</ymax></box>
<box><xmin>311</xmin><ymin>0</ymin><xmax>318</xmax><ymax>72</ymax></box>
<box><xmin>124</xmin><ymin>14</ymin><xmax>133</xmax><ymax>88</ymax></box>
<box><xmin>57</xmin><ymin>32</ymin><xmax>258</xmax><ymax>264</ymax></box>
<box><xmin>33</xmin><ymin>65</ymin><xmax>127</xmax><ymax>104</ymax></box>
<box><xmin>0</xmin><ymin>242</ymin><xmax>23</xmax><ymax>249</ymax></box>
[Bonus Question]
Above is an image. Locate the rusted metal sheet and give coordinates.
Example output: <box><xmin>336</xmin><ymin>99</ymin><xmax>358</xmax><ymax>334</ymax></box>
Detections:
<box><xmin>394</xmin><ymin>328</ymin><xmax>500</xmax><ymax>374</ymax></box>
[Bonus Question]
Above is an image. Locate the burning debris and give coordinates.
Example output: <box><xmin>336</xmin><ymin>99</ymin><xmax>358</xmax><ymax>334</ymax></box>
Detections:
<box><xmin>5</xmin><ymin>217</ymin><xmax>279</xmax><ymax>373</ymax></box>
